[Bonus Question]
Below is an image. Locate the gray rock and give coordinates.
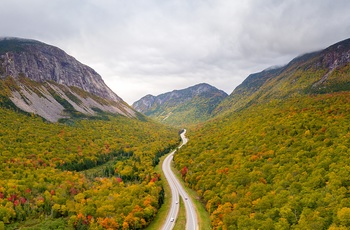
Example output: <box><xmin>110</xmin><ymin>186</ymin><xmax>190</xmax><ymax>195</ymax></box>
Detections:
<box><xmin>0</xmin><ymin>37</ymin><xmax>136</xmax><ymax>121</ymax></box>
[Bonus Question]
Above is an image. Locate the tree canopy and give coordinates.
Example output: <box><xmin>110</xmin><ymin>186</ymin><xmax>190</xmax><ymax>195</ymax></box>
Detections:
<box><xmin>175</xmin><ymin>92</ymin><xmax>350</xmax><ymax>229</ymax></box>
<box><xmin>0</xmin><ymin>108</ymin><xmax>179</xmax><ymax>229</ymax></box>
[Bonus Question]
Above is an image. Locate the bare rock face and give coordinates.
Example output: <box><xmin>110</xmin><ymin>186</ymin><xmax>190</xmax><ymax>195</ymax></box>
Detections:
<box><xmin>320</xmin><ymin>39</ymin><xmax>350</xmax><ymax>69</ymax></box>
<box><xmin>132</xmin><ymin>94</ymin><xmax>156</xmax><ymax>113</ymax></box>
<box><xmin>0</xmin><ymin>37</ymin><xmax>121</xmax><ymax>102</ymax></box>
<box><xmin>7</xmin><ymin>80</ymin><xmax>136</xmax><ymax>122</ymax></box>
<box><xmin>0</xmin><ymin>37</ymin><xmax>137</xmax><ymax>121</ymax></box>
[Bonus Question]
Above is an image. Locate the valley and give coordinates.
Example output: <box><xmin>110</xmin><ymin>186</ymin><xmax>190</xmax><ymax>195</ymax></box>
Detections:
<box><xmin>1</xmin><ymin>36</ymin><xmax>350</xmax><ymax>230</ymax></box>
<box><xmin>162</xmin><ymin>130</ymin><xmax>198</xmax><ymax>230</ymax></box>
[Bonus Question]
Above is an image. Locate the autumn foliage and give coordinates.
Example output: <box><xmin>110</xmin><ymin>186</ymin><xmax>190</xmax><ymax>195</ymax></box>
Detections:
<box><xmin>175</xmin><ymin>92</ymin><xmax>350</xmax><ymax>229</ymax></box>
<box><xmin>0</xmin><ymin>108</ymin><xmax>178</xmax><ymax>229</ymax></box>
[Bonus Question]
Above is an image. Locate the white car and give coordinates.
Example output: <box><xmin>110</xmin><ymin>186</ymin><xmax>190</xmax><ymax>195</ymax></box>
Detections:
<box><xmin>170</xmin><ymin>218</ymin><xmax>174</xmax><ymax>222</ymax></box>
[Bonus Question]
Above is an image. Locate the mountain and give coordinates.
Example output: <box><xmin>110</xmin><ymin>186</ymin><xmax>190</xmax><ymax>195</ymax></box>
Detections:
<box><xmin>174</xmin><ymin>38</ymin><xmax>350</xmax><ymax>229</ymax></box>
<box><xmin>132</xmin><ymin>83</ymin><xmax>228</xmax><ymax>127</ymax></box>
<box><xmin>215</xmin><ymin>38</ymin><xmax>350</xmax><ymax>114</ymax></box>
<box><xmin>0</xmin><ymin>38</ymin><xmax>180</xmax><ymax>229</ymax></box>
<box><xmin>0</xmin><ymin>37</ymin><xmax>136</xmax><ymax>122</ymax></box>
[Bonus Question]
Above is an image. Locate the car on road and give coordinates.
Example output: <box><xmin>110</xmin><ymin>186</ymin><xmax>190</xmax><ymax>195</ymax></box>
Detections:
<box><xmin>171</xmin><ymin>218</ymin><xmax>174</xmax><ymax>222</ymax></box>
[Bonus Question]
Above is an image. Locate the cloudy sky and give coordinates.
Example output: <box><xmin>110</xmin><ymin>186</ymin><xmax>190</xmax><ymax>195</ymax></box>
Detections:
<box><xmin>1</xmin><ymin>0</ymin><xmax>350</xmax><ymax>104</ymax></box>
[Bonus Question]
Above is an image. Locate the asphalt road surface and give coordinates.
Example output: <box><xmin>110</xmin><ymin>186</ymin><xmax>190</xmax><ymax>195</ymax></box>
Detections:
<box><xmin>161</xmin><ymin>130</ymin><xmax>198</xmax><ymax>230</ymax></box>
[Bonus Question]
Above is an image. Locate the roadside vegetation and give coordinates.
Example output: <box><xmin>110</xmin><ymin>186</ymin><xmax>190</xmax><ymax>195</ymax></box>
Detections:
<box><xmin>0</xmin><ymin>108</ymin><xmax>179</xmax><ymax>229</ymax></box>
<box><xmin>172</xmin><ymin>155</ymin><xmax>212</xmax><ymax>230</ymax></box>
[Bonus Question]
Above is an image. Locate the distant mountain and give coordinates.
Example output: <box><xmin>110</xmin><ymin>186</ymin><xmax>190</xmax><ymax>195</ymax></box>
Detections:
<box><xmin>0</xmin><ymin>37</ymin><xmax>137</xmax><ymax>122</ymax></box>
<box><xmin>132</xmin><ymin>83</ymin><xmax>228</xmax><ymax>127</ymax></box>
<box><xmin>215</xmin><ymin>38</ymin><xmax>350</xmax><ymax>114</ymax></box>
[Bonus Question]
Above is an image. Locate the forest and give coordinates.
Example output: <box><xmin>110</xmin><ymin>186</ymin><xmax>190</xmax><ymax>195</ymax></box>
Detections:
<box><xmin>175</xmin><ymin>92</ymin><xmax>350</xmax><ymax>229</ymax></box>
<box><xmin>0</xmin><ymin>107</ymin><xmax>179</xmax><ymax>229</ymax></box>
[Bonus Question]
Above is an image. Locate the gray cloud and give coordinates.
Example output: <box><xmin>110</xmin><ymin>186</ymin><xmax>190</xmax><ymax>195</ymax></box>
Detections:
<box><xmin>1</xmin><ymin>0</ymin><xmax>350</xmax><ymax>104</ymax></box>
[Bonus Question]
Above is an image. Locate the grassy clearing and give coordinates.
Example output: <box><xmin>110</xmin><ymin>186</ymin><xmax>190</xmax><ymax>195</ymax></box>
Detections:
<box><xmin>173</xmin><ymin>198</ymin><xmax>186</xmax><ymax>230</ymax></box>
<box><xmin>171</xmin><ymin>161</ymin><xmax>212</xmax><ymax>230</ymax></box>
<box><xmin>6</xmin><ymin>217</ymin><xmax>68</xmax><ymax>230</ymax></box>
<box><xmin>81</xmin><ymin>159</ymin><xmax>116</xmax><ymax>178</ymax></box>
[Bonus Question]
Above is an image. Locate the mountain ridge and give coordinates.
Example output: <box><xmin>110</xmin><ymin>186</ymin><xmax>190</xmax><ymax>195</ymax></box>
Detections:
<box><xmin>133</xmin><ymin>83</ymin><xmax>228</xmax><ymax>127</ymax></box>
<box><xmin>214</xmin><ymin>37</ymin><xmax>350</xmax><ymax>115</ymax></box>
<box><xmin>0</xmin><ymin>37</ymin><xmax>121</xmax><ymax>101</ymax></box>
<box><xmin>0</xmin><ymin>37</ymin><xmax>137</xmax><ymax>122</ymax></box>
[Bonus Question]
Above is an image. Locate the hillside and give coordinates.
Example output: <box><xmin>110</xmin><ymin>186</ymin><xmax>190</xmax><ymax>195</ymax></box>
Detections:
<box><xmin>0</xmin><ymin>37</ymin><xmax>136</xmax><ymax>122</ymax></box>
<box><xmin>0</xmin><ymin>105</ymin><xmax>179</xmax><ymax>229</ymax></box>
<box><xmin>215</xmin><ymin>38</ymin><xmax>350</xmax><ymax>114</ymax></box>
<box><xmin>132</xmin><ymin>83</ymin><xmax>228</xmax><ymax>127</ymax></box>
<box><xmin>174</xmin><ymin>38</ymin><xmax>350</xmax><ymax>229</ymax></box>
<box><xmin>175</xmin><ymin>93</ymin><xmax>350</xmax><ymax>229</ymax></box>
<box><xmin>0</xmin><ymin>37</ymin><xmax>181</xmax><ymax>229</ymax></box>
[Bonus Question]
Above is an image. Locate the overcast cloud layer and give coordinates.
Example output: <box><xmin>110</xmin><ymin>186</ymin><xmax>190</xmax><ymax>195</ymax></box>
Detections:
<box><xmin>1</xmin><ymin>0</ymin><xmax>350</xmax><ymax>104</ymax></box>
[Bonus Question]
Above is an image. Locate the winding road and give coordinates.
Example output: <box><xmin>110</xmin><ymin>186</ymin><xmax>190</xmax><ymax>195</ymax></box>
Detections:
<box><xmin>162</xmin><ymin>130</ymin><xmax>198</xmax><ymax>230</ymax></box>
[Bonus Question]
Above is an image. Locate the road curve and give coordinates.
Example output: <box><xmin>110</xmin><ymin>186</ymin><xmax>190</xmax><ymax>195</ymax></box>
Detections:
<box><xmin>161</xmin><ymin>130</ymin><xmax>198</xmax><ymax>230</ymax></box>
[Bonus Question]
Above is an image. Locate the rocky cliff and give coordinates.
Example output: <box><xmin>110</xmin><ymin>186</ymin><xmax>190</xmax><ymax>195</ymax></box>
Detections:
<box><xmin>0</xmin><ymin>37</ymin><xmax>136</xmax><ymax>122</ymax></box>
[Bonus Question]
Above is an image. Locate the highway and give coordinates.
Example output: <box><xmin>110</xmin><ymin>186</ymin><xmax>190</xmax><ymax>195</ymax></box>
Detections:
<box><xmin>161</xmin><ymin>129</ymin><xmax>198</xmax><ymax>230</ymax></box>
